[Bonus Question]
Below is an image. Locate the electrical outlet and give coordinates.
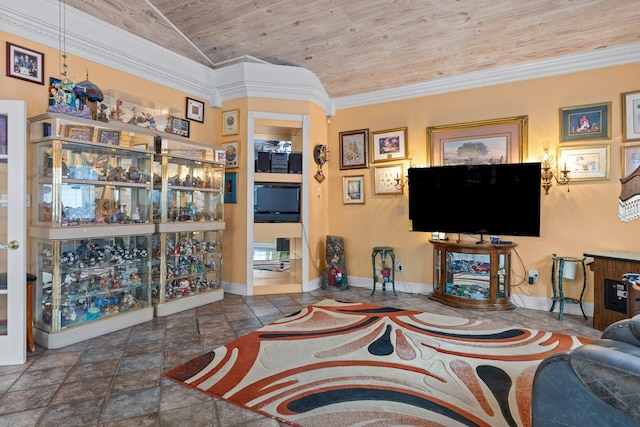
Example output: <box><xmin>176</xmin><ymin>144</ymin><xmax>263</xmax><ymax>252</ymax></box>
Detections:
<box><xmin>396</xmin><ymin>261</ymin><xmax>403</xmax><ymax>272</ymax></box>
<box><xmin>528</xmin><ymin>269</ymin><xmax>539</xmax><ymax>284</ymax></box>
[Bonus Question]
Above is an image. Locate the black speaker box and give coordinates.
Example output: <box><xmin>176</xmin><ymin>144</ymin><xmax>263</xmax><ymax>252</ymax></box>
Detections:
<box><xmin>289</xmin><ymin>152</ymin><xmax>302</xmax><ymax>174</ymax></box>
<box><xmin>256</xmin><ymin>151</ymin><xmax>271</xmax><ymax>172</ymax></box>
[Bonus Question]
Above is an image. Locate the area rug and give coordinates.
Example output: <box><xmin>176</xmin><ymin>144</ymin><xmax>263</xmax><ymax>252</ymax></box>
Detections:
<box><xmin>164</xmin><ymin>299</ymin><xmax>591</xmax><ymax>427</ymax></box>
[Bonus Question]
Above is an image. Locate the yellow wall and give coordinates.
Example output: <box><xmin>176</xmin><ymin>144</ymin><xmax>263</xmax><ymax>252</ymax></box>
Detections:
<box><xmin>328</xmin><ymin>63</ymin><xmax>640</xmax><ymax>303</ymax></box>
<box><xmin>219</xmin><ymin>98</ymin><xmax>329</xmax><ymax>288</ymax></box>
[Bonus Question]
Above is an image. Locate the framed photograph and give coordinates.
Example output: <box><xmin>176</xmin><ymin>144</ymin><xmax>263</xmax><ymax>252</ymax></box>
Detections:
<box><xmin>560</xmin><ymin>102</ymin><xmax>611</xmax><ymax>142</ymax></box>
<box><xmin>185</xmin><ymin>97</ymin><xmax>204</xmax><ymax>123</ymax></box>
<box><xmin>339</xmin><ymin>128</ymin><xmax>369</xmax><ymax>169</ymax></box>
<box><xmin>6</xmin><ymin>42</ymin><xmax>44</xmax><ymax>85</ymax></box>
<box><xmin>224</xmin><ymin>172</ymin><xmax>237</xmax><ymax>203</ymax></box>
<box><xmin>222</xmin><ymin>141</ymin><xmax>239</xmax><ymax>168</ymax></box>
<box><xmin>65</xmin><ymin>125</ymin><xmax>94</xmax><ymax>141</ymax></box>
<box><xmin>428</xmin><ymin>116</ymin><xmax>527</xmax><ymax>166</ymax></box>
<box><xmin>371</xmin><ymin>127</ymin><xmax>407</xmax><ymax>163</ymax></box>
<box><xmin>222</xmin><ymin>109</ymin><xmax>239</xmax><ymax>136</ymax></box>
<box><xmin>622</xmin><ymin>90</ymin><xmax>640</xmax><ymax>142</ymax></box>
<box><xmin>343</xmin><ymin>175</ymin><xmax>365</xmax><ymax>204</ymax></box>
<box><xmin>374</xmin><ymin>164</ymin><xmax>404</xmax><ymax>195</ymax></box>
<box><xmin>97</xmin><ymin>129</ymin><xmax>121</xmax><ymax>145</ymax></box>
<box><xmin>215</xmin><ymin>149</ymin><xmax>226</xmax><ymax>163</ymax></box>
<box><xmin>170</xmin><ymin>116</ymin><xmax>190</xmax><ymax>138</ymax></box>
<box><xmin>622</xmin><ymin>144</ymin><xmax>640</xmax><ymax>177</ymax></box>
<box><xmin>558</xmin><ymin>144</ymin><xmax>610</xmax><ymax>181</ymax></box>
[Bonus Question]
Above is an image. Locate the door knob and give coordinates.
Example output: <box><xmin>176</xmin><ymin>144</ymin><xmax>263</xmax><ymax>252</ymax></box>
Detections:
<box><xmin>0</xmin><ymin>240</ymin><xmax>19</xmax><ymax>250</ymax></box>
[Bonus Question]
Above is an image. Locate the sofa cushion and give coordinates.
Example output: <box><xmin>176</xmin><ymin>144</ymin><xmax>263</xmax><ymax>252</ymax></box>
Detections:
<box><xmin>570</xmin><ymin>339</ymin><xmax>640</xmax><ymax>421</ymax></box>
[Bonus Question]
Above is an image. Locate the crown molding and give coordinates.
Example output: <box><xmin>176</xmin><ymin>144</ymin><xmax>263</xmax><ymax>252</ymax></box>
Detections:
<box><xmin>215</xmin><ymin>62</ymin><xmax>331</xmax><ymax>114</ymax></box>
<box><xmin>332</xmin><ymin>42</ymin><xmax>640</xmax><ymax>110</ymax></box>
<box><xmin>0</xmin><ymin>0</ymin><xmax>223</xmax><ymax>107</ymax></box>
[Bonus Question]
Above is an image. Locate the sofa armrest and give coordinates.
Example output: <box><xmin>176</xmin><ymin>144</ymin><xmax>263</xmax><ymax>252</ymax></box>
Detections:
<box><xmin>601</xmin><ymin>314</ymin><xmax>640</xmax><ymax>346</ymax></box>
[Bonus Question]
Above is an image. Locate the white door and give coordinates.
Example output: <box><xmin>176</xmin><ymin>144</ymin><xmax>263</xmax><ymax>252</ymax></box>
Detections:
<box><xmin>0</xmin><ymin>100</ymin><xmax>28</xmax><ymax>365</ymax></box>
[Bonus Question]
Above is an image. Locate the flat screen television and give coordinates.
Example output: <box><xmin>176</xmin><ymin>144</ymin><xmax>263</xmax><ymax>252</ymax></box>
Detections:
<box><xmin>254</xmin><ymin>183</ymin><xmax>301</xmax><ymax>222</ymax></box>
<box><xmin>408</xmin><ymin>162</ymin><xmax>541</xmax><ymax>237</ymax></box>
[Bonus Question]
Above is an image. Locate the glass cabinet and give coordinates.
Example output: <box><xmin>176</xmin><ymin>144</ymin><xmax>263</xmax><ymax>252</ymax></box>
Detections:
<box><xmin>430</xmin><ymin>240</ymin><xmax>516</xmax><ymax>310</ymax></box>
<box><xmin>33</xmin><ymin>235</ymin><xmax>151</xmax><ymax>331</ymax></box>
<box><xmin>151</xmin><ymin>229</ymin><xmax>223</xmax><ymax>316</ymax></box>
<box><xmin>28</xmin><ymin>113</ymin><xmax>155</xmax><ymax>348</ymax></box>
<box><xmin>151</xmin><ymin>152</ymin><xmax>225</xmax><ymax>316</ymax></box>
<box><xmin>30</xmin><ymin>113</ymin><xmax>154</xmax><ymax>229</ymax></box>
<box><xmin>152</xmin><ymin>153</ymin><xmax>224</xmax><ymax>224</ymax></box>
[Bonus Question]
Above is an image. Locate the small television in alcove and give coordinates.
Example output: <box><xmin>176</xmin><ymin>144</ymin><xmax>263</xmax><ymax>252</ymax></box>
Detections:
<box><xmin>254</xmin><ymin>183</ymin><xmax>301</xmax><ymax>222</ymax></box>
<box><xmin>408</xmin><ymin>162</ymin><xmax>542</xmax><ymax>237</ymax></box>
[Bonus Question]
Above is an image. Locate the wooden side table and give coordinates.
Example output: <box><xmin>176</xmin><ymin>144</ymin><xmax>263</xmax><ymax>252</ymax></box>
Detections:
<box><xmin>550</xmin><ymin>254</ymin><xmax>587</xmax><ymax>321</ymax></box>
<box><xmin>371</xmin><ymin>246</ymin><xmax>396</xmax><ymax>296</ymax></box>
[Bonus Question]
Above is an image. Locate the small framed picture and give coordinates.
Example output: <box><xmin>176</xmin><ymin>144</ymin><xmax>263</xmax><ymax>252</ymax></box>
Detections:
<box><xmin>222</xmin><ymin>141</ymin><xmax>239</xmax><ymax>168</ymax></box>
<box><xmin>170</xmin><ymin>116</ymin><xmax>190</xmax><ymax>138</ymax></box>
<box><xmin>622</xmin><ymin>90</ymin><xmax>640</xmax><ymax>142</ymax></box>
<box><xmin>339</xmin><ymin>128</ymin><xmax>369</xmax><ymax>170</ymax></box>
<box><xmin>185</xmin><ymin>97</ymin><xmax>204</xmax><ymax>123</ymax></box>
<box><xmin>97</xmin><ymin>129</ymin><xmax>121</xmax><ymax>145</ymax></box>
<box><xmin>343</xmin><ymin>175</ymin><xmax>365</xmax><ymax>204</ymax></box>
<box><xmin>371</xmin><ymin>127</ymin><xmax>407</xmax><ymax>163</ymax></box>
<box><xmin>65</xmin><ymin>125</ymin><xmax>94</xmax><ymax>141</ymax></box>
<box><xmin>374</xmin><ymin>163</ymin><xmax>404</xmax><ymax>195</ymax></box>
<box><xmin>6</xmin><ymin>42</ymin><xmax>44</xmax><ymax>85</ymax></box>
<box><xmin>560</xmin><ymin>102</ymin><xmax>611</xmax><ymax>142</ymax></box>
<box><xmin>0</xmin><ymin>114</ymin><xmax>7</xmax><ymax>155</ymax></box>
<box><xmin>557</xmin><ymin>144</ymin><xmax>610</xmax><ymax>181</ymax></box>
<box><xmin>215</xmin><ymin>149</ymin><xmax>226</xmax><ymax>163</ymax></box>
<box><xmin>222</xmin><ymin>109</ymin><xmax>239</xmax><ymax>136</ymax></box>
<box><xmin>224</xmin><ymin>172</ymin><xmax>237</xmax><ymax>203</ymax></box>
<box><xmin>622</xmin><ymin>144</ymin><xmax>640</xmax><ymax>177</ymax></box>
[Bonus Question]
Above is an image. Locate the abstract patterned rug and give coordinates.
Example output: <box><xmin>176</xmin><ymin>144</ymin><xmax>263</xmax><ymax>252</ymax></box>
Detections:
<box><xmin>164</xmin><ymin>299</ymin><xmax>590</xmax><ymax>427</ymax></box>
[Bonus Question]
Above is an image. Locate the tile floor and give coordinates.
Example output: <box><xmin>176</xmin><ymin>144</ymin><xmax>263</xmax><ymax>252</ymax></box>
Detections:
<box><xmin>0</xmin><ymin>286</ymin><xmax>602</xmax><ymax>427</ymax></box>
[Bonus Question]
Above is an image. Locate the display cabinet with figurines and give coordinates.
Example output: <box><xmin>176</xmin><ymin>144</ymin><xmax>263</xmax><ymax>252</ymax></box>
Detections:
<box><xmin>151</xmin><ymin>148</ymin><xmax>226</xmax><ymax>315</ymax></box>
<box><xmin>151</xmin><ymin>229</ymin><xmax>223</xmax><ymax>316</ymax></box>
<box><xmin>152</xmin><ymin>152</ymin><xmax>225</xmax><ymax>226</ymax></box>
<box><xmin>28</xmin><ymin>113</ymin><xmax>156</xmax><ymax>348</ymax></box>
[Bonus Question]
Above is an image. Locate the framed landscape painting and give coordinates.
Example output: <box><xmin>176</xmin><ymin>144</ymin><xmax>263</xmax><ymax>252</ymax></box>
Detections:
<box><xmin>428</xmin><ymin>116</ymin><xmax>527</xmax><ymax>166</ymax></box>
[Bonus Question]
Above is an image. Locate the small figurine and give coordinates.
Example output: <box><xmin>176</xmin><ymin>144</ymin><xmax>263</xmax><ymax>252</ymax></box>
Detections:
<box><xmin>131</xmin><ymin>207</ymin><xmax>141</xmax><ymax>223</ymax></box>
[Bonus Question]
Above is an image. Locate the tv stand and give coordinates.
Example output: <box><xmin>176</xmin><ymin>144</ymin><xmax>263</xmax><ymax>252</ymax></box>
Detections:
<box><xmin>430</xmin><ymin>239</ymin><xmax>516</xmax><ymax>310</ymax></box>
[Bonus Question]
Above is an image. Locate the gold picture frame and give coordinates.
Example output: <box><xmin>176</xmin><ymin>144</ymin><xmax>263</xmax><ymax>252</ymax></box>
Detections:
<box><xmin>65</xmin><ymin>125</ymin><xmax>94</xmax><ymax>141</ymax></box>
<box><xmin>371</xmin><ymin>127</ymin><xmax>407</xmax><ymax>163</ymax></box>
<box><xmin>222</xmin><ymin>109</ymin><xmax>239</xmax><ymax>136</ymax></box>
<box><xmin>374</xmin><ymin>163</ymin><xmax>403</xmax><ymax>195</ymax></box>
<box><xmin>558</xmin><ymin>144</ymin><xmax>610</xmax><ymax>181</ymax></box>
<box><xmin>343</xmin><ymin>175</ymin><xmax>365</xmax><ymax>204</ymax></box>
<box><xmin>427</xmin><ymin>116</ymin><xmax>527</xmax><ymax>166</ymax></box>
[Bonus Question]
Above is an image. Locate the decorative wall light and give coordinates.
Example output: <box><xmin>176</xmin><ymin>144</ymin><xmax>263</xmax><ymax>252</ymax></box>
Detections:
<box><xmin>541</xmin><ymin>148</ymin><xmax>570</xmax><ymax>194</ymax></box>
<box><xmin>313</xmin><ymin>144</ymin><xmax>328</xmax><ymax>183</ymax></box>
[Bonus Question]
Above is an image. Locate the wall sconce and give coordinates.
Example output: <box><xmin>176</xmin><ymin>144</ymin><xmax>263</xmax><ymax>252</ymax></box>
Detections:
<box><xmin>541</xmin><ymin>148</ymin><xmax>570</xmax><ymax>194</ymax></box>
<box><xmin>394</xmin><ymin>159</ymin><xmax>418</xmax><ymax>190</ymax></box>
<box><xmin>394</xmin><ymin>172</ymin><xmax>407</xmax><ymax>191</ymax></box>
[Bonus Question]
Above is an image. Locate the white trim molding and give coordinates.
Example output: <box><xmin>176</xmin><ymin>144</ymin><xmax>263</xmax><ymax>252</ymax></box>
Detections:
<box><xmin>332</xmin><ymin>42</ymin><xmax>640</xmax><ymax>110</ymax></box>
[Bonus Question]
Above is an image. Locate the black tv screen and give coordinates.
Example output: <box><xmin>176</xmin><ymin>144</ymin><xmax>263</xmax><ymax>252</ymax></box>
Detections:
<box><xmin>408</xmin><ymin>163</ymin><xmax>541</xmax><ymax>237</ymax></box>
<box><xmin>254</xmin><ymin>183</ymin><xmax>301</xmax><ymax>222</ymax></box>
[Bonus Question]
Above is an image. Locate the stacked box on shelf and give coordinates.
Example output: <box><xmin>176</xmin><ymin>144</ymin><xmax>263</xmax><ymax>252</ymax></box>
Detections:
<box><xmin>152</xmin><ymin>151</ymin><xmax>225</xmax><ymax>316</ymax></box>
<box><xmin>28</xmin><ymin>113</ymin><xmax>156</xmax><ymax>349</ymax></box>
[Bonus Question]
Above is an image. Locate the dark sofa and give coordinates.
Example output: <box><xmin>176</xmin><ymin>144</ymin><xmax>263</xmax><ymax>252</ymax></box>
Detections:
<box><xmin>531</xmin><ymin>314</ymin><xmax>640</xmax><ymax>426</ymax></box>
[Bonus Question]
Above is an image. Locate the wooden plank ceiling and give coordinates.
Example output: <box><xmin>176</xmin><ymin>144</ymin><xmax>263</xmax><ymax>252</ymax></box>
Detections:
<box><xmin>62</xmin><ymin>0</ymin><xmax>640</xmax><ymax>98</ymax></box>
